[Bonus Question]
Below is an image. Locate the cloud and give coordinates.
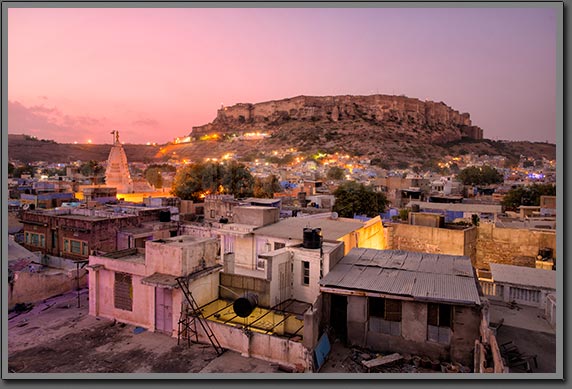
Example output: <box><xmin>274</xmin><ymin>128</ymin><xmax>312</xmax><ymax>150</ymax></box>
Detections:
<box><xmin>132</xmin><ymin>118</ymin><xmax>160</xmax><ymax>127</ymax></box>
<box><xmin>8</xmin><ymin>100</ymin><xmax>106</xmax><ymax>141</ymax></box>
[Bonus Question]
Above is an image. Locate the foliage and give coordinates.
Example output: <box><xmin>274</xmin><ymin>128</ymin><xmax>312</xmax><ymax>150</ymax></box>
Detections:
<box><xmin>501</xmin><ymin>184</ymin><xmax>556</xmax><ymax>211</ymax></box>
<box><xmin>398</xmin><ymin>209</ymin><xmax>410</xmax><ymax>221</ymax></box>
<box><xmin>332</xmin><ymin>181</ymin><xmax>388</xmax><ymax>218</ymax></box>
<box><xmin>171</xmin><ymin>161</ymin><xmax>254</xmax><ymax>201</ymax></box>
<box><xmin>457</xmin><ymin>165</ymin><xmax>503</xmax><ymax>186</ymax></box>
<box><xmin>144</xmin><ymin>164</ymin><xmax>176</xmax><ymax>189</ymax></box>
<box><xmin>145</xmin><ymin>168</ymin><xmax>163</xmax><ymax>189</ymax></box>
<box><xmin>471</xmin><ymin>214</ymin><xmax>480</xmax><ymax>226</ymax></box>
<box><xmin>79</xmin><ymin>160</ymin><xmax>105</xmax><ymax>177</ymax></box>
<box><xmin>253</xmin><ymin>174</ymin><xmax>282</xmax><ymax>198</ymax></box>
<box><xmin>326</xmin><ymin>166</ymin><xmax>345</xmax><ymax>180</ymax></box>
<box><xmin>8</xmin><ymin>163</ymin><xmax>15</xmax><ymax>176</ymax></box>
<box><xmin>11</xmin><ymin>164</ymin><xmax>35</xmax><ymax>178</ymax></box>
<box><xmin>43</xmin><ymin>167</ymin><xmax>67</xmax><ymax>177</ymax></box>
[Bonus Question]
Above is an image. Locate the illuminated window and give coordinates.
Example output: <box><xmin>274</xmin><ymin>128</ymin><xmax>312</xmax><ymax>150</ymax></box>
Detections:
<box><xmin>302</xmin><ymin>261</ymin><xmax>310</xmax><ymax>286</ymax></box>
<box><xmin>427</xmin><ymin>303</ymin><xmax>453</xmax><ymax>344</ymax></box>
<box><xmin>369</xmin><ymin>298</ymin><xmax>402</xmax><ymax>336</ymax></box>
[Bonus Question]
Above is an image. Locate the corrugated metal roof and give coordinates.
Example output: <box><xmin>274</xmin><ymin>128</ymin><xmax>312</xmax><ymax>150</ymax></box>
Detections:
<box><xmin>320</xmin><ymin>248</ymin><xmax>481</xmax><ymax>305</ymax></box>
<box><xmin>490</xmin><ymin>263</ymin><xmax>555</xmax><ymax>290</ymax></box>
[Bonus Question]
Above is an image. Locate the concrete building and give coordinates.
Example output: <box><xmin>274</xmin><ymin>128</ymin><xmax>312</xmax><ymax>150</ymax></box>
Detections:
<box><xmin>87</xmin><ymin>236</ymin><xmax>221</xmax><ymax>335</ymax></box>
<box><xmin>319</xmin><ymin>248</ymin><xmax>482</xmax><ymax>366</ymax></box>
<box><xmin>19</xmin><ymin>205</ymin><xmax>177</xmax><ymax>261</ymax></box>
<box><xmin>406</xmin><ymin>201</ymin><xmax>503</xmax><ymax>223</ymax></box>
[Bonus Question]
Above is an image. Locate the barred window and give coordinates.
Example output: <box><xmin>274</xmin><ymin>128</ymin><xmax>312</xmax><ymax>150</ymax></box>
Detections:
<box><xmin>114</xmin><ymin>272</ymin><xmax>133</xmax><ymax>311</ymax></box>
<box><xmin>25</xmin><ymin>232</ymin><xmax>45</xmax><ymax>248</ymax></box>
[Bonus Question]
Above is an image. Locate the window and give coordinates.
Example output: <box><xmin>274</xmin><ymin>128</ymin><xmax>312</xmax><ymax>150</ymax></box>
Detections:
<box><xmin>256</xmin><ymin>257</ymin><xmax>266</xmax><ymax>271</ymax></box>
<box><xmin>63</xmin><ymin>238</ymin><xmax>89</xmax><ymax>257</ymax></box>
<box><xmin>302</xmin><ymin>261</ymin><xmax>310</xmax><ymax>286</ymax></box>
<box><xmin>369</xmin><ymin>298</ymin><xmax>402</xmax><ymax>336</ymax></box>
<box><xmin>25</xmin><ymin>232</ymin><xmax>45</xmax><ymax>248</ymax></box>
<box><xmin>427</xmin><ymin>303</ymin><xmax>453</xmax><ymax>344</ymax></box>
<box><xmin>114</xmin><ymin>272</ymin><xmax>133</xmax><ymax>311</ymax></box>
<box><xmin>210</xmin><ymin>209</ymin><xmax>215</xmax><ymax>218</ymax></box>
<box><xmin>274</xmin><ymin>242</ymin><xmax>286</xmax><ymax>250</ymax></box>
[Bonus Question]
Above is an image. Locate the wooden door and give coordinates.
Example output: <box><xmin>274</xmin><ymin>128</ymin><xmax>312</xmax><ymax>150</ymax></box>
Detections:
<box><xmin>155</xmin><ymin>287</ymin><xmax>173</xmax><ymax>334</ymax></box>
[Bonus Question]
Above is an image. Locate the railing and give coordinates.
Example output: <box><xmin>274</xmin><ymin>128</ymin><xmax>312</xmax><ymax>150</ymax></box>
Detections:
<box><xmin>479</xmin><ymin>279</ymin><xmax>551</xmax><ymax>308</ymax></box>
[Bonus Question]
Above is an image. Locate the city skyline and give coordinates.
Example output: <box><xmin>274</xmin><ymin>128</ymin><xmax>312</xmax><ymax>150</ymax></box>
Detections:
<box><xmin>7</xmin><ymin>6</ymin><xmax>558</xmax><ymax>144</ymax></box>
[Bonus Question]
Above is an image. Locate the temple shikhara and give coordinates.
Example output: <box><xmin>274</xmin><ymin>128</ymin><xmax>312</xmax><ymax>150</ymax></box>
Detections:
<box><xmin>105</xmin><ymin>130</ymin><xmax>133</xmax><ymax>194</ymax></box>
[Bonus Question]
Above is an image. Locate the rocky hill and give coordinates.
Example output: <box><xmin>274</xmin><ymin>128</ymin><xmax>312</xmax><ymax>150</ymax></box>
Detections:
<box><xmin>8</xmin><ymin>94</ymin><xmax>556</xmax><ymax>167</ymax></box>
<box><xmin>193</xmin><ymin>94</ymin><xmax>483</xmax><ymax>145</ymax></box>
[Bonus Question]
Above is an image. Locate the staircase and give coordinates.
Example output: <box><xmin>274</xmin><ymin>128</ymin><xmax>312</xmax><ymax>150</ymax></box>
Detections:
<box><xmin>176</xmin><ymin>276</ymin><xmax>224</xmax><ymax>356</ymax></box>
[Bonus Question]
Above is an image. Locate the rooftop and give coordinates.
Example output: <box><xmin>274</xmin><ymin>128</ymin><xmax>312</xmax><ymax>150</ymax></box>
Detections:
<box><xmin>150</xmin><ymin>235</ymin><xmax>215</xmax><ymax>247</ymax></box>
<box><xmin>253</xmin><ymin>217</ymin><xmax>364</xmax><ymax>241</ymax></box>
<box><xmin>490</xmin><ymin>263</ymin><xmax>556</xmax><ymax>290</ymax></box>
<box><xmin>320</xmin><ymin>248</ymin><xmax>481</xmax><ymax>306</ymax></box>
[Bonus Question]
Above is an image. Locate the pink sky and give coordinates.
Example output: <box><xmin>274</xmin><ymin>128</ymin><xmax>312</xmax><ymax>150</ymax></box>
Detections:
<box><xmin>8</xmin><ymin>7</ymin><xmax>558</xmax><ymax>144</ymax></box>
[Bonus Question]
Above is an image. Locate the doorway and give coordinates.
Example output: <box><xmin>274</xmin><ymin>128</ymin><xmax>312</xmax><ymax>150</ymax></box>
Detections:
<box><xmin>155</xmin><ymin>287</ymin><xmax>173</xmax><ymax>334</ymax></box>
<box><xmin>330</xmin><ymin>294</ymin><xmax>348</xmax><ymax>343</ymax></box>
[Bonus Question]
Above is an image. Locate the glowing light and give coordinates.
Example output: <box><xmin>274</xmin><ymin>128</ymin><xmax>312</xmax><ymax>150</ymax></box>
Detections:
<box><xmin>74</xmin><ymin>141</ymin><xmax>78</xmax><ymax>144</ymax></box>
<box><xmin>87</xmin><ymin>139</ymin><xmax>92</xmax><ymax>144</ymax></box>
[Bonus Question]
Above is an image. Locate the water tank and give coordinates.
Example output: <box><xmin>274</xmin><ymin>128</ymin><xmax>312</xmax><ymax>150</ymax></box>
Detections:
<box><xmin>411</xmin><ymin>204</ymin><xmax>420</xmax><ymax>212</ymax></box>
<box><xmin>538</xmin><ymin>247</ymin><xmax>553</xmax><ymax>260</ymax></box>
<box><xmin>303</xmin><ymin>227</ymin><xmax>323</xmax><ymax>249</ymax></box>
<box><xmin>233</xmin><ymin>293</ymin><xmax>259</xmax><ymax>318</ymax></box>
<box><xmin>159</xmin><ymin>210</ymin><xmax>171</xmax><ymax>222</ymax></box>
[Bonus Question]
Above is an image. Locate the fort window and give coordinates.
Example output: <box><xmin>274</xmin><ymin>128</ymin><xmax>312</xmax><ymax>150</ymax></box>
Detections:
<box><xmin>114</xmin><ymin>272</ymin><xmax>133</xmax><ymax>311</ymax></box>
<box><xmin>427</xmin><ymin>303</ymin><xmax>453</xmax><ymax>344</ymax></box>
<box><xmin>25</xmin><ymin>232</ymin><xmax>45</xmax><ymax>248</ymax></box>
<box><xmin>368</xmin><ymin>297</ymin><xmax>402</xmax><ymax>336</ymax></box>
<box><xmin>302</xmin><ymin>261</ymin><xmax>310</xmax><ymax>286</ymax></box>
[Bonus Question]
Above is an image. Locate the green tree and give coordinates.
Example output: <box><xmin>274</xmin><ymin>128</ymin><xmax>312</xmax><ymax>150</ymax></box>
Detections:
<box><xmin>326</xmin><ymin>166</ymin><xmax>345</xmax><ymax>180</ymax></box>
<box><xmin>501</xmin><ymin>184</ymin><xmax>556</xmax><ymax>211</ymax></box>
<box><xmin>8</xmin><ymin>163</ymin><xmax>15</xmax><ymax>176</ymax></box>
<box><xmin>222</xmin><ymin>161</ymin><xmax>255</xmax><ymax>198</ymax></box>
<box><xmin>171</xmin><ymin>161</ymin><xmax>255</xmax><ymax>201</ymax></box>
<box><xmin>332</xmin><ymin>181</ymin><xmax>388</xmax><ymax>218</ymax></box>
<box><xmin>457</xmin><ymin>165</ymin><xmax>503</xmax><ymax>186</ymax></box>
<box><xmin>79</xmin><ymin>160</ymin><xmax>105</xmax><ymax>177</ymax></box>
<box><xmin>12</xmin><ymin>164</ymin><xmax>35</xmax><ymax>178</ymax></box>
<box><xmin>145</xmin><ymin>167</ymin><xmax>163</xmax><ymax>189</ymax></box>
<box><xmin>253</xmin><ymin>174</ymin><xmax>282</xmax><ymax>198</ymax></box>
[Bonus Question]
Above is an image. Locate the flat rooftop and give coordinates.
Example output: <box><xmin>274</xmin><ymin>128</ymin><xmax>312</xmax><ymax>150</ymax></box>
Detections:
<box><xmin>253</xmin><ymin>217</ymin><xmax>364</xmax><ymax>241</ymax></box>
<box><xmin>149</xmin><ymin>235</ymin><xmax>216</xmax><ymax>247</ymax></box>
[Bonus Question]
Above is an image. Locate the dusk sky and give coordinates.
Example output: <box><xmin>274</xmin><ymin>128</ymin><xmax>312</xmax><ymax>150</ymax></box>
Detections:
<box><xmin>8</xmin><ymin>7</ymin><xmax>557</xmax><ymax>145</ymax></box>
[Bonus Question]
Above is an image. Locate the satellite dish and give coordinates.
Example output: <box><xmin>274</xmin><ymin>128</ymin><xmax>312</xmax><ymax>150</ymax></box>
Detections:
<box><xmin>331</xmin><ymin>212</ymin><xmax>338</xmax><ymax>220</ymax></box>
<box><xmin>22</xmin><ymin>204</ymin><xmax>30</xmax><ymax>211</ymax></box>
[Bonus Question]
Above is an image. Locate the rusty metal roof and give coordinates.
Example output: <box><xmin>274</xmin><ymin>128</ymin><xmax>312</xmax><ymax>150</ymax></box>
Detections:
<box><xmin>319</xmin><ymin>248</ymin><xmax>481</xmax><ymax>305</ymax></box>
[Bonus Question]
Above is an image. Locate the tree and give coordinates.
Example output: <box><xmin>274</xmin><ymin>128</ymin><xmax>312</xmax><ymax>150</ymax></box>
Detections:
<box><xmin>171</xmin><ymin>161</ymin><xmax>254</xmax><ymax>201</ymax></box>
<box><xmin>501</xmin><ymin>184</ymin><xmax>556</xmax><ymax>211</ymax></box>
<box><xmin>222</xmin><ymin>161</ymin><xmax>254</xmax><ymax>198</ymax></box>
<box><xmin>145</xmin><ymin>167</ymin><xmax>163</xmax><ymax>189</ymax></box>
<box><xmin>79</xmin><ymin>160</ymin><xmax>105</xmax><ymax>177</ymax></box>
<box><xmin>457</xmin><ymin>165</ymin><xmax>503</xmax><ymax>186</ymax></box>
<box><xmin>326</xmin><ymin>166</ymin><xmax>345</xmax><ymax>180</ymax></box>
<box><xmin>8</xmin><ymin>163</ymin><xmax>15</xmax><ymax>177</ymax></box>
<box><xmin>253</xmin><ymin>174</ymin><xmax>282</xmax><ymax>198</ymax></box>
<box><xmin>332</xmin><ymin>181</ymin><xmax>388</xmax><ymax>218</ymax></box>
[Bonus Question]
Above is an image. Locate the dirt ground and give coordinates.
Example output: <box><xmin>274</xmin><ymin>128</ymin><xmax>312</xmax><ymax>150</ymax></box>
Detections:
<box><xmin>8</xmin><ymin>288</ymin><xmax>279</xmax><ymax>374</ymax></box>
<box><xmin>8</xmin><ymin>288</ymin><xmax>465</xmax><ymax>375</ymax></box>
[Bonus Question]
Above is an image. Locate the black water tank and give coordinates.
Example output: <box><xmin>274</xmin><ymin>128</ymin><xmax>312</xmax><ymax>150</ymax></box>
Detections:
<box><xmin>233</xmin><ymin>293</ymin><xmax>259</xmax><ymax>318</ymax></box>
<box><xmin>538</xmin><ymin>247</ymin><xmax>553</xmax><ymax>259</ymax></box>
<box><xmin>411</xmin><ymin>204</ymin><xmax>420</xmax><ymax>212</ymax></box>
<box><xmin>159</xmin><ymin>210</ymin><xmax>171</xmax><ymax>222</ymax></box>
<box><xmin>303</xmin><ymin>227</ymin><xmax>323</xmax><ymax>249</ymax></box>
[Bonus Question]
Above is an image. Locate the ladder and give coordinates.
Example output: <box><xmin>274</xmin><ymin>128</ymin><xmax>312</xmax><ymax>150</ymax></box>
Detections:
<box><xmin>176</xmin><ymin>276</ymin><xmax>224</xmax><ymax>356</ymax></box>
